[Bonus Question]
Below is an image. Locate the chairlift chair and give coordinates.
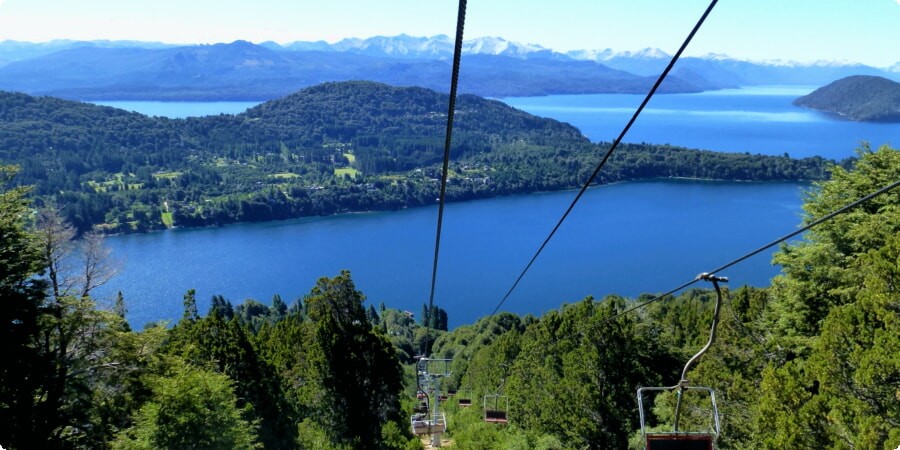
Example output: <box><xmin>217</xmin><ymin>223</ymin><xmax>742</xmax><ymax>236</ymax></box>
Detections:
<box><xmin>457</xmin><ymin>389</ymin><xmax>473</xmax><ymax>407</ymax></box>
<box><xmin>636</xmin><ymin>274</ymin><xmax>727</xmax><ymax>450</ymax></box>
<box><xmin>483</xmin><ymin>394</ymin><xmax>509</xmax><ymax>424</ymax></box>
<box><xmin>410</xmin><ymin>411</ymin><xmax>447</xmax><ymax>435</ymax></box>
<box><xmin>637</xmin><ymin>386</ymin><xmax>720</xmax><ymax>450</ymax></box>
<box><xmin>413</xmin><ymin>390</ymin><xmax>429</xmax><ymax>414</ymax></box>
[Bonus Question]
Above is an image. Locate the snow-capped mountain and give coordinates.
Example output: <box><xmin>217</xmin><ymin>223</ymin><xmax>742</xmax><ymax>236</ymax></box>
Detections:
<box><xmin>462</xmin><ymin>36</ymin><xmax>556</xmax><ymax>58</ymax></box>
<box><xmin>327</xmin><ymin>34</ymin><xmax>453</xmax><ymax>59</ymax></box>
<box><xmin>279</xmin><ymin>40</ymin><xmax>333</xmax><ymax>52</ymax></box>
<box><xmin>566</xmin><ymin>47</ymin><xmax>669</xmax><ymax>62</ymax></box>
<box><xmin>285</xmin><ymin>34</ymin><xmax>559</xmax><ymax>60</ymax></box>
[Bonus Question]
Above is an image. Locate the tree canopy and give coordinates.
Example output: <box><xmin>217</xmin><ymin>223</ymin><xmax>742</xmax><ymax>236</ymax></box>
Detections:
<box><xmin>0</xmin><ymin>146</ymin><xmax>896</xmax><ymax>449</ymax></box>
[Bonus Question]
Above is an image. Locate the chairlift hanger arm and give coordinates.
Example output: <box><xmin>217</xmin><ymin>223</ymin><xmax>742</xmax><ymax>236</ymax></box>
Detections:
<box><xmin>679</xmin><ymin>273</ymin><xmax>727</xmax><ymax>385</ymax></box>
<box><xmin>672</xmin><ymin>273</ymin><xmax>727</xmax><ymax>433</ymax></box>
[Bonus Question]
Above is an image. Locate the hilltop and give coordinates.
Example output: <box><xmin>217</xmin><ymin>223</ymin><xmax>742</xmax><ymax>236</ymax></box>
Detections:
<box><xmin>793</xmin><ymin>75</ymin><xmax>900</xmax><ymax>122</ymax></box>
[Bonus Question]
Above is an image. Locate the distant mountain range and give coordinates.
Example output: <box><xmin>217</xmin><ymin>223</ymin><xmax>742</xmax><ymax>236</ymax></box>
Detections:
<box><xmin>0</xmin><ymin>35</ymin><xmax>897</xmax><ymax>101</ymax></box>
<box><xmin>794</xmin><ymin>75</ymin><xmax>900</xmax><ymax>122</ymax></box>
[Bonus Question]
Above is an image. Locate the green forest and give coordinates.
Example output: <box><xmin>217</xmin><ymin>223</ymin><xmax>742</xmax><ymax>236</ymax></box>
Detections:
<box><xmin>0</xmin><ymin>81</ymin><xmax>835</xmax><ymax>234</ymax></box>
<box><xmin>2</xmin><ymin>135</ymin><xmax>898</xmax><ymax>450</ymax></box>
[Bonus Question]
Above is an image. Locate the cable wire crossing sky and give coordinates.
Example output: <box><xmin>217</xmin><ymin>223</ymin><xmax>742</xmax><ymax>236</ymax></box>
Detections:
<box><xmin>0</xmin><ymin>0</ymin><xmax>898</xmax><ymax>67</ymax></box>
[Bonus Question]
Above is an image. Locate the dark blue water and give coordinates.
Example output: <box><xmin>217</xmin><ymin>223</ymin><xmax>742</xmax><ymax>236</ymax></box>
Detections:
<box><xmin>504</xmin><ymin>86</ymin><xmax>897</xmax><ymax>159</ymax></box>
<box><xmin>94</xmin><ymin>86</ymin><xmax>892</xmax><ymax>329</ymax></box>
<box><xmin>98</xmin><ymin>180</ymin><xmax>807</xmax><ymax>329</ymax></box>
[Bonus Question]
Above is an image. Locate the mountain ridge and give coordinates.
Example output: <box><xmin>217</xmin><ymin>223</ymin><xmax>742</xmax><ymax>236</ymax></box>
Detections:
<box><xmin>1</xmin><ymin>35</ymin><xmax>897</xmax><ymax>101</ymax></box>
<box><xmin>4</xmin><ymin>35</ymin><xmax>897</xmax><ymax>68</ymax></box>
<box><xmin>0</xmin><ymin>40</ymin><xmax>709</xmax><ymax>100</ymax></box>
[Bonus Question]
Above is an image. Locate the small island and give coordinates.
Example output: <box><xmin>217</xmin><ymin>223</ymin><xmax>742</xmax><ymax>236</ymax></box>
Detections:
<box><xmin>793</xmin><ymin>75</ymin><xmax>900</xmax><ymax>122</ymax></box>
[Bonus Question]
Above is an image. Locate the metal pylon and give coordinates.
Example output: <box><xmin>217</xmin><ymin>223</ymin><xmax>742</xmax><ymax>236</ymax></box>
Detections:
<box><xmin>418</xmin><ymin>357</ymin><xmax>451</xmax><ymax>448</ymax></box>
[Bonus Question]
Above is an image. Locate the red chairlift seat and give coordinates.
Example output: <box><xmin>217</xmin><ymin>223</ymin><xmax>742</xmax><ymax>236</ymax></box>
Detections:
<box><xmin>483</xmin><ymin>394</ymin><xmax>509</xmax><ymax>424</ymax></box>
<box><xmin>456</xmin><ymin>389</ymin><xmax>472</xmax><ymax>407</ymax></box>
<box><xmin>484</xmin><ymin>409</ymin><xmax>508</xmax><ymax>424</ymax></box>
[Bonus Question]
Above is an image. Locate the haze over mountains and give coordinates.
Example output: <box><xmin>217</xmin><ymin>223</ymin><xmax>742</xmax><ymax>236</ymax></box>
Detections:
<box><xmin>0</xmin><ymin>34</ymin><xmax>897</xmax><ymax>101</ymax></box>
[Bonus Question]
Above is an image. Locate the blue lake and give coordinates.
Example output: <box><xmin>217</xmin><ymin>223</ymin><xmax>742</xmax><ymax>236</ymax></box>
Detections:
<box><xmin>92</xmin><ymin>86</ymin><xmax>898</xmax><ymax>328</ymax></box>
<box><xmin>99</xmin><ymin>180</ymin><xmax>807</xmax><ymax>329</ymax></box>
<box><xmin>504</xmin><ymin>86</ymin><xmax>897</xmax><ymax>159</ymax></box>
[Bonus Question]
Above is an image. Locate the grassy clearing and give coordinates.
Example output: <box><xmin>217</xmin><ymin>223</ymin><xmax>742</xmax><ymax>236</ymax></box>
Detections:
<box><xmin>343</xmin><ymin>152</ymin><xmax>356</xmax><ymax>164</ymax></box>
<box><xmin>335</xmin><ymin>167</ymin><xmax>360</xmax><ymax>178</ymax></box>
<box><xmin>270</xmin><ymin>172</ymin><xmax>300</xmax><ymax>179</ymax></box>
<box><xmin>86</xmin><ymin>173</ymin><xmax>144</xmax><ymax>192</ymax></box>
<box><xmin>153</xmin><ymin>171</ymin><xmax>182</xmax><ymax>179</ymax></box>
<box><xmin>161</xmin><ymin>212</ymin><xmax>174</xmax><ymax>228</ymax></box>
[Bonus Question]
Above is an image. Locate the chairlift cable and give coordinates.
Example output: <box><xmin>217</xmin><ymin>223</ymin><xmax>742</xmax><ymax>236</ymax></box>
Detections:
<box><xmin>424</xmin><ymin>0</ymin><xmax>467</xmax><ymax>354</ymax></box>
<box><xmin>488</xmin><ymin>0</ymin><xmax>720</xmax><ymax>319</ymax></box>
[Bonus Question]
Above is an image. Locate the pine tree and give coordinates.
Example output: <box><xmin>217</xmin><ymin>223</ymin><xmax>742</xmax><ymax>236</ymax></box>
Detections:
<box><xmin>304</xmin><ymin>271</ymin><xmax>406</xmax><ymax>449</ymax></box>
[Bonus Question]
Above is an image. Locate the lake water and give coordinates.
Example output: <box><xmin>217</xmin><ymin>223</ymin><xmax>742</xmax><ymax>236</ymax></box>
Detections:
<box><xmin>504</xmin><ymin>86</ymin><xmax>897</xmax><ymax>160</ymax></box>
<box><xmin>91</xmin><ymin>86</ymin><xmax>897</xmax><ymax>328</ymax></box>
<box><xmin>98</xmin><ymin>180</ymin><xmax>807</xmax><ymax>329</ymax></box>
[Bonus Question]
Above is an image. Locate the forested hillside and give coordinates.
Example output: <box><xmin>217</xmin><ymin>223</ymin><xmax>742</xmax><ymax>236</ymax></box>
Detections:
<box><xmin>0</xmin><ymin>81</ymin><xmax>833</xmax><ymax>234</ymax></box>
<box><xmin>793</xmin><ymin>75</ymin><xmax>900</xmax><ymax>122</ymax></box>
<box><xmin>1</xmin><ymin>141</ymin><xmax>897</xmax><ymax>449</ymax></box>
<box><xmin>427</xmin><ymin>146</ymin><xmax>900</xmax><ymax>449</ymax></box>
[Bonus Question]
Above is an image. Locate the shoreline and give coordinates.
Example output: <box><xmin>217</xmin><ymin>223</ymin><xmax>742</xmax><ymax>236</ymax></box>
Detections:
<box><xmin>101</xmin><ymin>177</ymin><xmax>814</xmax><ymax>239</ymax></box>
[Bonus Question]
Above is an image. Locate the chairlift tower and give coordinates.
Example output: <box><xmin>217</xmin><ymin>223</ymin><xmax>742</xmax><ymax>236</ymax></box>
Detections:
<box><xmin>410</xmin><ymin>357</ymin><xmax>451</xmax><ymax>447</ymax></box>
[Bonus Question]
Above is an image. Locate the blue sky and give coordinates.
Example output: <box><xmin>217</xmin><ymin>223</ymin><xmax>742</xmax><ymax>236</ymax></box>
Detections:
<box><xmin>0</xmin><ymin>0</ymin><xmax>898</xmax><ymax>66</ymax></box>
